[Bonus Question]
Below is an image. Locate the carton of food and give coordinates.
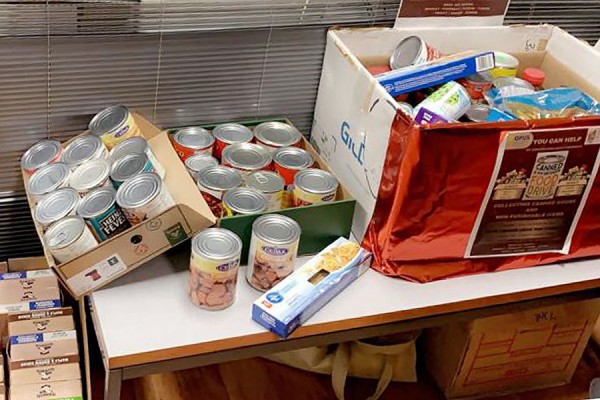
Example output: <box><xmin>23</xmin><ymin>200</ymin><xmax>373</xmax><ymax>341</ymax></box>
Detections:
<box><xmin>10</xmin><ymin>379</ymin><xmax>82</xmax><ymax>400</ymax></box>
<box><xmin>252</xmin><ymin>237</ymin><xmax>372</xmax><ymax>338</ymax></box>
<box><xmin>0</xmin><ymin>270</ymin><xmax>60</xmax><ymax>304</ymax></box>
<box><xmin>9</xmin><ymin>355</ymin><xmax>81</xmax><ymax>385</ymax></box>
<box><xmin>0</xmin><ymin>299</ymin><xmax>62</xmax><ymax>347</ymax></box>
<box><xmin>8</xmin><ymin>308</ymin><xmax>74</xmax><ymax>337</ymax></box>
<box><xmin>9</xmin><ymin>330</ymin><xmax>78</xmax><ymax>361</ymax></box>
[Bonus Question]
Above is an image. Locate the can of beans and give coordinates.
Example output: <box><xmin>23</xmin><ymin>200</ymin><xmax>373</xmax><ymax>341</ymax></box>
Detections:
<box><xmin>459</xmin><ymin>74</ymin><xmax>493</xmax><ymax>101</ymax></box>
<box><xmin>34</xmin><ymin>188</ymin><xmax>80</xmax><ymax>230</ymax></box>
<box><xmin>89</xmin><ymin>105</ymin><xmax>141</xmax><ymax>150</ymax></box>
<box><xmin>196</xmin><ymin>166</ymin><xmax>242</xmax><ymax>217</ymax></box>
<box><xmin>45</xmin><ymin>216</ymin><xmax>98</xmax><ymax>264</ymax></box>
<box><xmin>247</xmin><ymin>214</ymin><xmax>300</xmax><ymax>291</ymax></box>
<box><xmin>254</xmin><ymin>122</ymin><xmax>302</xmax><ymax>150</ymax></box>
<box><xmin>116</xmin><ymin>172</ymin><xmax>175</xmax><ymax>225</ymax></box>
<box><xmin>222</xmin><ymin>143</ymin><xmax>272</xmax><ymax>176</ymax></box>
<box><xmin>62</xmin><ymin>135</ymin><xmax>108</xmax><ymax>171</ymax></box>
<box><xmin>212</xmin><ymin>123</ymin><xmax>254</xmax><ymax>161</ymax></box>
<box><xmin>70</xmin><ymin>158</ymin><xmax>112</xmax><ymax>196</ymax></box>
<box><xmin>222</xmin><ymin>188</ymin><xmax>268</xmax><ymax>217</ymax></box>
<box><xmin>172</xmin><ymin>127</ymin><xmax>215</xmax><ymax>161</ymax></box>
<box><xmin>184</xmin><ymin>153</ymin><xmax>218</xmax><ymax>177</ymax></box>
<box><xmin>110</xmin><ymin>153</ymin><xmax>154</xmax><ymax>188</ymax></box>
<box><xmin>110</xmin><ymin>136</ymin><xmax>165</xmax><ymax>179</ymax></box>
<box><xmin>246</xmin><ymin>171</ymin><xmax>284</xmax><ymax>211</ymax></box>
<box><xmin>293</xmin><ymin>169</ymin><xmax>338</xmax><ymax>207</ymax></box>
<box><xmin>189</xmin><ymin>228</ymin><xmax>242</xmax><ymax>310</ymax></box>
<box><xmin>21</xmin><ymin>140</ymin><xmax>63</xmax><ymax>176</ymax></box>
<box><xmin>28</xmin><ymin>162</ymin><xmax>71</xmax><ymax>204</ymax></box>
<box><xmin>78</xmin><ymin>187</ymin><xmax>131</xmax><ymax>241</ymax></box>
<box><xmin>389</xmin><ymin>35</ymin><xmax>442</xmax><ymax>70</ymax></box>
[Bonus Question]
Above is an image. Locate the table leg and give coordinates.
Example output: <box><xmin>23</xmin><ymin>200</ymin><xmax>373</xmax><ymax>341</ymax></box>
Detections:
<box><xmin>104</xmin><ymin>368</ymin><xmax>123</xmax><ymax>400</ymax></box>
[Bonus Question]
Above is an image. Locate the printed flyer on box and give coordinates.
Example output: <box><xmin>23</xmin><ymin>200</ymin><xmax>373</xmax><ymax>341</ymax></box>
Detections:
<box><xmin>466</xmin><ymin>126</ymin><xmax>600</xmax><ymax>258</ymax></box>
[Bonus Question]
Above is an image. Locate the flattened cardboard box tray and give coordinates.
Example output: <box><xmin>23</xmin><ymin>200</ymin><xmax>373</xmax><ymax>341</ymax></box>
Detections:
<box><xmin>22</xmin><ymin>113</ymin><xmax>216</xmax><ymax>299</ymax></box>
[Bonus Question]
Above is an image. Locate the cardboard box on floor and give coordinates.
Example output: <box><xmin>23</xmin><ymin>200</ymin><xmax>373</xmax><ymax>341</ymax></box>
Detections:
<box><xmin>8</xmin><ymin>256</ymin><xmax>49</xmax><ymax>272</ymax></box>
<box><xmin>424</xmin><ymin>299</ymin><xmax>600</xmax><ymax>399</ymax></box>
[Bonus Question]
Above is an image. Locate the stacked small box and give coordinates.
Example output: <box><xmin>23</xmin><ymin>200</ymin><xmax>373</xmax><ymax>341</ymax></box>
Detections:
<box><xmin>0</xmin><ymin>352</ymin><xmax>5</xmax><ymax>400</ymax></box>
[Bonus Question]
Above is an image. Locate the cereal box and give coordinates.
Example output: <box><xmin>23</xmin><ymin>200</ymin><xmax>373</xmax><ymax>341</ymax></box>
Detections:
<box><xmin>252</xmin><ymin>237</ymin><xmax>372</xmax><ymax>338</ymax></box>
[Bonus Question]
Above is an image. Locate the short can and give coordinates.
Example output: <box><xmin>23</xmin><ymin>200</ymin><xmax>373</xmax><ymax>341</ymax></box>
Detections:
<box><xmin>172</xmin><ymin>127</ymin><xmax>215</xmax><ymax>161</ymax></box>
<box><xmin>222</xmin><ymin>143</ymin><xmax>272</xmax><ymax>176</ymax></box>
<box><xmin>273</xmin><ymin>147</ymin><xmax>314</xmax><ymax>186</ymax></box>
<box><xmin>21</xmin><ymin>140</ymin><xmax>63</xmax><ymax>175</ymax></box>
<box><xmin>484</xmin><ymin>51</ymin><xmax>519</xmax><ymax>79</ymax></box>
<box><xmin>110</xmin><ymin>153</ymin><xmax>154</xmax><ymax>188</ymax></box>
<box><xmin>254</xmin><ymin>122</ymin><xmax>302</xmax><ymax>150</ymax></box>
<box><xmin>459</xmin><ymin>73</ymin><xmax>493</xmax><ymax>101</ymax></box>
<box><xmin>246</xmin><ymin>171</ymin><xmax>284</xmax><ymax>211</ymax></box>
<box><xmin>89</xmin><ymin>105</ymin><xmax>141</xmax><ymax>149</ymax></box>
<box><xmin>62</xmin><ymin>135</ymin><xmax>108</xmax><ymax>171</ymax></box>
<box><xmin>184</xmin><ymin>153</ymin><xmax>219</xmax><ymax>177</ymax></box>
<box><xmin>466</xmin><ymin>103</ymin><xmax>492</xmax><ymax>123</ymax></box>
<box><xmin>493</xmin><ymin>77</ymin><xmax>535</xmax><ymax>98</ymax></box>
<box><xmin>196</xmin><ymin>166</ymin><xmax>243</xmax><ymax>217</ymax></box>
<box><xmin>222</xmin><ymin>188</ymin><xmax>268</xmax><ymax>217</ymax></box>
<box><xmin>247</xmin><ymin>214</ymin><xmax>300</xmax><ymax>291</ymax></box>
<box><xmin>44</xmin><ymin>216</ymin><xmax>98</xmax><ymax>264</ymax></box>
<box><xmin>389</xmin><ymin>35</ymin><xmax>442</xmax><ymax>70</ymax></box>
<box><xmin>116</xmin><ymin>172</ymin><xmax>175</xmax><ymax>225</ymax></box>
<box><xmin>293</xmin><ymin>168</ymin><xmax>338</xmax><ymax>207</ymax></box>
<box><xmin>189</xmin><ymin>228</ymin><xmax>242</xmax><ymax>310</ymax></box>
<box><xmin>414</xmin><ymin>81</ymin><xmax>472</xmax><ymax>124</ymax></box>
<box><xmin>27</xmin><ymin>162</ymin><xmax>71</xmax><ymax>204</ymax></box>
<box><xmin>70</xmin><ymin>158</ymin><xmax>112</xmax><ymax>196</ymax></box>
<box><xmin>78</xmin><ymin>187</ymin><xmax>131</xmax><ymax>241</ymax></box>
<box><xmin>34</xmin><ymin>187</ymin><xmax>80</xmax><ymax>230</ymax></box>
<box><xmin>212</xmin><ymin>123</ymin><xmax>254</xmax><ymax>161</ymax></box>
<box><xmin>109</xmin><ymin>136</ymin><xmax>165</xmax><ymax>179</ymax></box>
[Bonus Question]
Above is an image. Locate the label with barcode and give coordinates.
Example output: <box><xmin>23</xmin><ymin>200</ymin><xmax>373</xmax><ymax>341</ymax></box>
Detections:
<box><xmin>475</xmin><ymin>53</ymin><xmax>495</xmax><ymax>72</ymax></box>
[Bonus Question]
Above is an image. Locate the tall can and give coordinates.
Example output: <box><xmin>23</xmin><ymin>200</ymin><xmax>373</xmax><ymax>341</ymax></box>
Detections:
<box><xmin>62</xmin><ymin>135</ymin><xmax>108</xmax><ymax>171</ymax></box>
<box><xmin>45</xmin><ymin>216</ymin><xmax>98</xmax><ymax>264</ymax></box>
<box><xmin>293</xmin><ymin>169</ymin><xmax>338</xmax><ymax>207</ymax></box>
<box><xmin>21</xmin><ymin>140</ymin><xmax>63</xmax><ymax>176</ymax></box>
<box><xmin>189</xmin><ymin>228</ymin><xmax>242</xmax><ymax>310</ymax></box>
<box><xmin>89</xmin><ymin>105</ymin><xmax>141</xmax><ymax>149</ymax></box>
<box><xmin>34</xmin><ymin>188</ymin><xmax>80</xmax><ymax>230</ymax></box>
<box><xmin>247</xmin><ymin>214</ymin><xmax>300</xmax><ymax>291</ymax></box>
<box><xmin>273</xmin><ymin>147</ymin><xmax>314</xmax><ymax>208</ymax></box>
<box><xmin>254</xmin><ymin>122</ymin><xmax>302</xmax><ymax>150</ymax></box>
<box><xmin>245</xmin><ymin>171</ymin><xmax>284</xmax><ymax>211</ymax></box>
<box><xmin>110</xmin><ymin>153</ymin><xmax>154</xmax><ymax>188</ymax></box>
<box><xmin>78</xmin><ymin>187</ymin><xmax>131</xmax><ymax>241</ymax></box>
<box><xmin>389</xmin><ymin>35</ymin><xmax>442</xmax><ymax>70</ymax></box>
<box><xmin>196</xmin><ymin>166</ymin><xmax>242</xmax><ymax>217</ymax></box>
<box><xmin>27</xmin><ymin>163</ymin><xmax>71</xmax><ymax>204</ymax></box>
<box><xmin>171</xmin><ymin>127</ymin><xmax>215</xmax><ymax>161</ymax></box>
<box><xmin>222</xmin><ymin>143</ymin><xmax>272</xmax><ymax>176</ymax></box>
<box><xmin>70</xmin><ymin>158</ymin><xmax>112</xmax><ymax>196</ymax></box>
<box><xmin>116</xmin><ymin>172</ymin><xmax>175</xmax><ymax>225</ymax></box>
<box><xmin>222</xmin><ymin>188</ymin><xmax>268</xmax><ymax>217</ymax></box>
<box><xmin>414</xmin><ymin>81</ymin><xmax>472</xmax><ymax>124</ymax></box>
<box><xmin>212</xmin><ymin>123</ymin><xmax>254</xmax><ymax>161</ymax></box>
<box><xmin>184</xmin><ymin>153</ymin><xmax>218</xmax><ymax>177</ymax></box>
<box><xmin>109</xmin><ymin>136</ymin><xmax>165</xmax><ymax>179</ymax></box>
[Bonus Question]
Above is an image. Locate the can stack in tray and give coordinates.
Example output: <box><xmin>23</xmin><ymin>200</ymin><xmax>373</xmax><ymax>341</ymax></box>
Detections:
<box><xmin>21</xmin><ymin>105</ymin><xmax>174</xmax><ymax>265</ymax></box>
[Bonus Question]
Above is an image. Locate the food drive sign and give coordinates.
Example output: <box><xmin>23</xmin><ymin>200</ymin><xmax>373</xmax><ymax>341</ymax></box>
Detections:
<box><xmin>395</xmin><ymin>0</ymin><xmax>511</xmax><ymax>27</ymax></box>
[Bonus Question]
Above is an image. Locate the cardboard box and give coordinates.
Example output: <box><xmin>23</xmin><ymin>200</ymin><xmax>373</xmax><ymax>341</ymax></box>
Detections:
<box><xmin>23</xmin><ymin>113</ymin><xmax>216</xmax><ymax>299</ymax></box>
<box><xmin>311</xmin><ymin>25</ymin><xmax>600</xmax><ymax>240</ymax></box>
<box><xmin>1</xmin><ymin>300</ymin><xmax>62</xmax><ymax>346</ymax></box>
<box><xmin>424</xmin><ymin>299</ymin><xmax>600</xmax><ymax>399</ymax></box>
<box><xmin>8</xmin><ymin>307</ymin><xmax>74</xmax><ymax>337</ymax></box>
<box><xmin>0</xmin><ymin>262</ymin><xmax>7</xmax><ymax>274</ymax></box>
<box><xmin>10</xmin><ymin>379</ymin><xmax>82</xmax><ymax>400</ymax></box>
<box><xmin>0</xmin><ymin>270</ymin><xmax>60</xmax><ymax>304</ymax></box>
<box><xmin>0</xmin><ymin>354</ymin><xmax>4</xmax><ymax>383</ymax></box>
<box><xmin>8</xmin><ymin>256</ymin><xmax>49</xmax><ymax>272</ymax></box>
<box><xmin>9</xmin><ymin>355</ymin><xmax>81</xmax><ymax>385</ymax></box>
<box><xmin>9</xmin><ymin>330</ymin><xmax>78</xmax><ymax>361</ymax></box>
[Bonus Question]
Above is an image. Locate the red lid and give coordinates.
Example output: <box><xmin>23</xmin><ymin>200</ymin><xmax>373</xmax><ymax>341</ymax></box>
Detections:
<box><xmin>521</xmin><ymin>67</ymin><xmax>546</xmax><ymax>86</ymax></box>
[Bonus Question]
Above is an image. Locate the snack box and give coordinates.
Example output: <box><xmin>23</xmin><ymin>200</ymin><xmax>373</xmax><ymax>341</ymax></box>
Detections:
<box><xmin>10</xmin><ymin>379</ymin><xmax>82</xmax><ymax>400</ymax></box>
<box><xmin>0</xmin><ymin>300</ymin><xmax>62</xmax><ymax>347</ymax></box>
<box><xmin>9</xmin><ymin>330</ymin><xmax>78</xmax><ymax>361</ymax></box>
<box><xmin>252</xmin><ymin>237</ymin><xmax>372</xmax><ymax>338</ymax></box>
<box><xmin>0</xmin><ymin>270</ymin><xmax>60</xmax><ymax>305</ymax></box>
<box><xmin>9</xmin><ymin>354</ymin><xmax>81</xmax><ymax>385</ymax></box>
<box><xmin>8</xmin><ymin>307</ymin><xmax>74</xmax><ymax>337</ymax></box>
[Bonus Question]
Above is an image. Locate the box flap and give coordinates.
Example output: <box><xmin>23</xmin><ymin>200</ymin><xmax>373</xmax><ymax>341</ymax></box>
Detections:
<box><xmin>395</xmin><ymin>0</ymin><xmax>511</xmax><ymax>28</ymax></box>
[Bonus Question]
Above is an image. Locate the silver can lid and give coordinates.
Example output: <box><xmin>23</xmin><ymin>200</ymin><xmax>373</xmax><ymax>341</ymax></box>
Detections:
<box><xmin>197</xmin><ymin>166</ymin><xmax>242</xmax><ymax>192</ymax></box>
<box><xmin>212</xmin><ymin>123</ymin><xmax>254</xmax><ymax>145</ymax></box>
<box><xmin>21</xmin><ymin>140</ymin><xmax>62</xmax><ymax>172</ymax></box>
<box><xmin>185</xmin><ymin>153</ymin><xmax>219</xmax><ymax>174</ymax></box>
<box><xmin>223</xmin><ymin>188</ymin><xmax>268</xmax><ymax>215</ymax></box>
<box><xmin>89</xmin><ymin>105</ymin><xmax>130</xmax><ymax>135</ymax></box>
<box><xmin>110</xmin><ymin>136</ymin><xmax>148</xmax><ymax>162</ymax></box>
<box><xmin>465</xmin><ymin>73</ymin><xmax>490</xmax><ymax>84</ymax></box>
<box><xmin>253</xmin><ymin>214</ymin><xmax>301</xmax><ymax>245</ymax></box>
<box><xmin>397</xmin><ymin>102</ymin><xmax>414</xmax><ymax>118</ymax></box>
<box><xmin>254</xmin><ymin>122</ymin><xmax>302</xmax><ymax>148</ymax></box>
<box><xmin>246</xmin><ymin>171</ymin><xmax>284</xmax><ymax>194</ymax></box>
<box><xmin>390</xmin><ymin>36</ymin><xmax>424</xmax><ymax>70</ymax></box>
<box><xmin>466</xmin><ymin>103</ymin><xmax>492</xmax><ymax>123</ymax></box>
<box><xmin>116</xmin><ymin>172</ymin><xmax>162</xmax><ymax>209</ymax></box>
<box><xmin>493</xmin><ymin>77</ymin><xmax>534</xmax><ymax>90</ymax></box>
<box><xmin>222</xmin><ymin>143</ymin><xmax>272</xmax><ymax>170</ymax></box>
<box><xmin>78</xmin><ymin>186</ymin><xmax>117</xmax><ymax>219</ymax></box>
<box><xmin>71</xmin><ymin>158</ymin><xmax>111</xmax><ymax>192</ymax></box>
<box><xmin>273</xmin><ymin>147</ymin><xmax>313</xmax><ymax>170</ymax></box>
<box><xmin>192</xmin><ymin>228</ymin><xmax>242</xmax><ymax>261</ymax></box>
<box><xmin>111</xmin><ymin>153</ymin><xmax>148</xmax><ymax>182</ymax></box>
<box><xmin>173</xmin><ymin>127</ymin><xmax>214</xmax><ymax>150</ymax></box>
<box><xmin>44</xmin><ymin>216</ymin><xmax>86</xmax><ymax>250</ymax></box>
<box><xmin>62</xmin><ymin>135</ymin><xmax>105</xmax><ymax>167</ymax></box>
<box><xmin>35</xmin><ymin>187</ymin><xmax>80</xmax><ymax>225</ymax></box>
<box><xmin>28</xmin><ymin>162</ymin><xmax>70</xmax><ymax>196</ymax></box>
<box><xmin>294</xmin><ymin>168</ymin><xmax>339</xmax><ymax>195</ymax></box>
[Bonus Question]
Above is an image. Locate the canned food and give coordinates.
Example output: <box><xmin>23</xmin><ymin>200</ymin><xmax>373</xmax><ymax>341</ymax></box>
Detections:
<box><xmin>273</xmin><ymin>147</ymin><xmax>314</xmax><ymax>186</ymax></box>
<box><xmin>62</xmin><ymin>135</ymin><xmax>108</xmax><ymax>171</ymax></box>
<box><xmin>459</xmin><ymin>74</ymin><xmax>493</xmax><ymax>100</ymax></box>
<box><xmin>493</xmin><ymin>77</ymin><xmax>535</xmax><ymax>98</ymax></box>
<box><xmin>184</xmin><ymin>153</ymin><xmax>218</xmax><ymax>177</ymax></box>
<box><xmin>246</xmin><ymin>171</ymin><xmax>284</xmax><ymax>211</ymax></box>
<box><xmin>293</xmin><ymin>168</ymin><xmax>338</xmax><ymax>207</ymax></box>
<box><xmin>116</xmin><ymin>172</ymin><xmax>175</xmax><ymax>224</ymax></box>
<box><xmin>109</xmin><ymin>136</ymin><xmax>165</xmax><ymax>179</ymax></box>
<box><xmin>247</xmin><ymin>214</ymin><xmax>300</xmax><ymax>291</ymax></box>
<box><xmin>172</xmin><ymin>127</ymin><xmax>215</xmax><ymax>161</ymax></box>
<box><xmin>89</xmin><ymin>105</ymin><xmax>141</xmax><ymax>149</ymax></box>
<box><xmin>212</xmin><ymin>123</ymin><xmax>254</xmax><ymax>160</ymax></box>
<box><xmin>27</xmin><ymin>162</ymin><xmax>71</xmax><ymax>204</ymax></box>
<box><xmin>70</xmin><ymin>158</ymin><xmax>112</xmax><ymax>196</ymax></box>
<box><xmin>397</xmin><ymin>102</ymin><xmax>414</xmax><ymax>119</ymax></box>
<box><xmin>254</xmin><ymin>122</ymin><xmax>302</xmax><ymax>150</ymax></box>
<box><xmin>189</xmin><ymin>228</ymin><xmax>242</xmax><ymax>310</ymax></box>
<box><xmin>222</xmin><ymin>143</ymin><xmax>272</xmax><ymax>175</ymax></box>
<box><xmin>484</xmin><ymin>51</ymin><xmax>519</xmax><ymax>79</ymax></box>
<box><xmin>466</xmin><ymin>103</ymin><xmax>492</xmax><ymax>123</ymax></box>
<box><xmin>34</xmin><ymin>188</ymin><xmax>80</xmax><ymax>230</ymax></box>
<box><xmin>45</xmin><ymin>216</ymin><xmax>98</xmax><ymax>264</ymax></box>
<box><xmin>222</xmin><ymin>188</ymin><xmax>268</xmax><ymax>217</ymax></box>
<box><xmin>196</xmin><ymin>166</ymin><xmax>243</xmax><ymax>217</ymax></box>
<box><xmin>78</xmin><ymin>187</ymin><xmax>131</xmax><ymax>241</ymax></box>
<box><xmin>21</xmin><ymin>140</ymin><xmax>62</xmax><ymax>175</ymax></box>
<box><xmin>110</xmin><ymin>153</ymin><xmax>154</xmax><ymax>188</ymax></box>
<box><xmin>389</xmin><ymin>35</ymin><xmax>442</xmax><ymax>70</ymax></box>
<box><xmin>414</xmin><ymin>81</ymin><xmax>472</xmax><ymax>124</ymax></box>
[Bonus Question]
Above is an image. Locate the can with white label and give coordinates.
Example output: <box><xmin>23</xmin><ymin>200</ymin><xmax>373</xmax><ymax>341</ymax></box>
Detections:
<box><xmin>34</xmin><ymin>188</ymin><xmax>80</xmax><ymax>230</ymax></box>
<box><xmin>116</xmin><ymin>172</ymin><xmax>175</xmax><ymax>225</ymax></box>
<box><xmin>21</xmin><ymin>140</ymin><xmax>63</xmax><ymax>176</ymax></box>
<box><xmin>110</xmin><ymin>153</ymin><xmax>154</xmax><ymax>188</ymax></box>
<box><xmin>45</xmin><ymin>216</ymin><xmax>98</xmax><ymax>264</ymax></box>
<box><xmin>389</xmin><ymin>35</ymin><xmax>442</xmax><ymax>70</ymax></box>
<box><xmin>254</xmin><ymin>122</ymin><xmax>302</xmax><ymax>150</ymax></box>
<box><xmin>27</xmin><ymin>163</ymin><xmax>71</xmax><ymax>204</ymax></box>
<box><xmin>109</xmin><ymin>136</ymin><xmax>165</xmax><ymax>179</ymax></box>
<box><xmin>222</xmin><ymin>143</ymin><xmax>272</xmax><ymax>176</ymax></box>
<box><xmin>78</xmin><ymin>187</ymin><xmax>131</xmax><ymax>241</ymax></box>
<box><xmin>245</xmin><ymin>171</ymin><xmax>284</xmax><ymax>211</ymax></box>
<box><xmin>184</xmin><ymin>153</ymin><xmax>218</xmax><ymax>177</ymax></box>
<box><xmin>89</xmin><ymin>105</ymin><xmax>141</xmax><ymax>149</ymax></box>
<box><xmin>70</xmin><ymin>158</ymin><xmax>112</xmax><ymax>196</ymax></box>
<box><xmin>212</xmin><ymin>123</ymin><xmax>254</xmax><ymax>161</ymax></box>
<box><xmin>196</xmin><ymin>166</ymin><xmax>242</xmax><ymax>217</ymax></box>
<box><xmin>62</xmin><ymin>135</ymin><xmax>108</xmax><ymax>171</ymax></box>
<box><xmin>292</xmin><ymin>169</ymin><xmax>338</xmax><ymax>207</ymax></box>
<box><xmin>222</xmin><ymin>188</ymin><xmax>268</xmax><ymax>217</ymax></box>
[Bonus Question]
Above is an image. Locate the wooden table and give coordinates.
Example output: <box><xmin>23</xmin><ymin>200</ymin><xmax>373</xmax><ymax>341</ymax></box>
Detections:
<box><xmin>89</xmin><ymin>248</ymin><xmax>600</xmax><ymax>400</ymax></box>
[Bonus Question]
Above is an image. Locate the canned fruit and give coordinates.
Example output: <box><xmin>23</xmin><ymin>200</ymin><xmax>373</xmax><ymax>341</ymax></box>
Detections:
<box><xmin>414</xmin><ymin>81</ymin><xmax>472</xmax><ymax>124</ymax></box>
<box><xmin>196</xmin><ymin>166</ymin><xmax>242</xmax><ymax>217</ymax></box>
<box><xmin>222</xmin><ymin>188</ymin><xmax>268</xmax><ymax>217</ymax></box>
<box><xmin>62</xmin><ymin>135</ymin><xmax>108</xmax><ymax>170</ymax></box>
<box><xmin>172</xmin><ymin>127</ymin><xmax>215</xmax><ymax>161</ymax></box>
<box><xmin>246</xmin><ymin>171</ymin><xmax>284</xmax><ymax>211</ymax></box>
<box><xmin>78</xmin><ymin>187</ymin><xmax>131</xmax><ymax>241</ymax></box>
<box><xmin>70</xmin><ymin>158</ymin><xmax>112</xmax><ymax>195</ymax></box>
<box><xmin>222</xmin><ymin>143</ymin><xmax>272</xmax><ymax>175</ymax></box>
<box><xmin>389</xmin><ymin>35</ymin><xmax>442</xmax><ymax>70</ymax></box>
<box><xmin>21</xmin><ymin>140</ymin><xmax>62</xmax><ymax>175</ymax></box>
<box><xmin>272</xmin><ymin>147</ymin><xmax>314</xmax><ymax>186</ymax></box>
<box><xmin>28</xmin><ymin>162</ymin><xmax>71</xmax><ymax>204</ymax></box>
<box><xmin>184</xmin><ymin>153</ymin><xmax>218</xmax><ymax>177</ymax></box>
<box><xmin>116</xmin><ymin>172</ymin><xmax>175</xmax><ymax>225</ymax></box>
<box><xmin>293</xmin><ymin>168</ymin><xmax>338</xmax><ymax>207</ymax></box>
<box><xmin>89</xmin><ymin>105</ymin><xmax>141</xmax><ymax>149</ymax></box>
<box><xmin>110</xmin><ymin>153</ymin><xmax>154</xmax><ymax>188</ymax></box>
<box><xmin>254</xmin><ymin>122</ymin><xmax>302</xmax><ymax>149</ymax></box>
<box><xmin>45</xmin><ymin>216</ymin><xmax>98</xmax><ymax>264</ymax></box>
<box><xmin>212</xmin><ymin>123</ymin><xmax>254</xmax><ymax>160</ymax></box>
<box><xmin>110</xmin><ymin>136</ymin><xmax>165</xmax><ymax>179</ymax></box>
<box><xmin>34</xmin><ymin>188</ymin><xmax>80</xmax><ymax>230</ymax></box>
